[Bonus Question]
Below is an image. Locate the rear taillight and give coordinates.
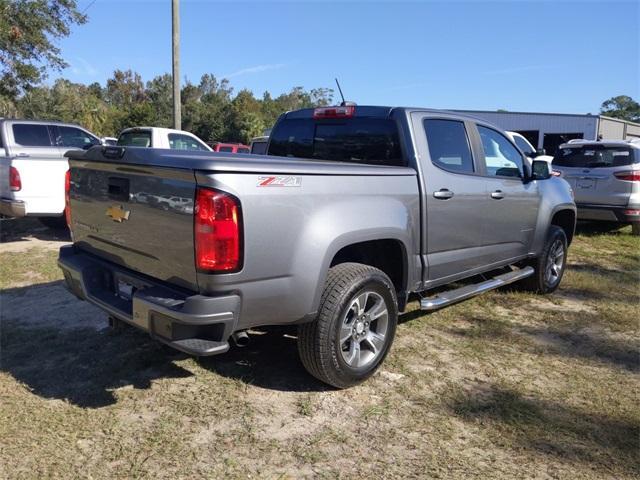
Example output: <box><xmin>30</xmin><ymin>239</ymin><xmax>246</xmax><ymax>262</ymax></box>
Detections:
<box><xmin>9</xmin><ymin>166</ymin><xmax>21</xmax><ymax>191</ymax></box>
<box><xmin>64</xmin><ymin>169</ymin><xmax>71</xmax><ymax>227</ymax></box>
<box><xmin>313</xmin><ymin>105</ymin><xmax>355</xmax><ymax>119</ymax></box>
<box><xmin>614</xmin><ymin>171</ymin><xmax>640</xmax><ymax>182</ymax></box>
<box><xmin>624</xmin><ymin>209</ymin><xmax>640</xmax><ymax>216</ymax></box>
<box><xmin>194</xmin><ymin>187</ymin><xmax>242</xmax><ymax>272</ymax></box>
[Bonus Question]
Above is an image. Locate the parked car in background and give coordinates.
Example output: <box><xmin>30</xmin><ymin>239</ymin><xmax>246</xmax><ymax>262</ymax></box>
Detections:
<box><xmin>59</xmin><ymin>105</ymin><xmax>576</xmax><ymax>388</ymax></box>
<box><xmin>210</xmin><ymin>142</ymin><xmax>251</xmax><ymax>154</ymax></box>
<box><xmin>249</xmin><ymin>136</ymin><xmax>269</xmax><ymax>155</ymax></box>
<box><xmin>553</xmin><ymin>139</ymin><xmax>639</xmax><ymax>235</ymax></box>
<box><xmin>506</xmin><ymin>131</ymin><xmax>553</xmax><ymax>163</ymax></box>
<box><xmin>0</xmin><ymin>119</ymin><xmax>100</xmax><ymax>227</ymax></box>
<box><xmin>117</xmin><ymin>127</ymin><xmax>212</xmax><ymax>151</ymax></box>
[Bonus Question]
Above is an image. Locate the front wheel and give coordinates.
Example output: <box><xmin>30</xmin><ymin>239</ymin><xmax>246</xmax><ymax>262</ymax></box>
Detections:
<box><xmin>298</xmin><ymin>263</ymin><xmax>398</xmax><ymax>388</ymax></box>
<box><xmin>519</xmin><ymin>225</ymin><xmax>568</xmax><ymax>294</ymax></box>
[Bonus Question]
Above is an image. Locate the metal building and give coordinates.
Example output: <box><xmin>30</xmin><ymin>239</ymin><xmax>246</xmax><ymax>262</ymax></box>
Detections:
<box><xmin>453</xmin><ymin>110</ymin><xmax>640</xmax><ymax>155</ymax></box>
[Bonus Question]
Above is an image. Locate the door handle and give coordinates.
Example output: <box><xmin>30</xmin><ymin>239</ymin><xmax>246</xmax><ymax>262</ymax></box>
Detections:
<box><xmin>433</xmin><ymin>189</ymin><xmax>454</xmax><ymax>200</ymax></box>
<box><xmin>490</xmin><ymin>190</ymin><xmax>505</xmax><ymax>200</ymax></box>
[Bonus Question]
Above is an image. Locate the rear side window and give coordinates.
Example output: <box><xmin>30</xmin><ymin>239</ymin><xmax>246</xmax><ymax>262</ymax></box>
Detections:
<box><xmin>12</xmin><ymin>124</ymin><xmax>52</xmax><ymax>147</ymax></box>
<box><xmin>268</xmin><ymin>118</ymin><xmax>403</xmax><ymax>166</ymax></box>
<box><xmin>423</xmin><ymin>119</ymin><xmax>474</xmax><ymax>173</ymax></box>
<box><xmin>218</xmin><ymin>146</ymin><xmax>234</xmax><ymax>153</ymax></box>
<box><xmin>57</xmin><ymin>126</ymin><xmax>99</xmax><ymax>148</ymax></box>
<box><xmin>118</xmin><ymin>131</ymin><xmax>151</xmax><ymax>147</ymax></box>
<box><xmin>168</xmin><ymin>133</ymin><xmax>209</xmax><ymax>151</ymax></box>
<box><xmin>554</xmin><ymin>146</ymin><xmax>637</xmax><ymax>168</ymax></box>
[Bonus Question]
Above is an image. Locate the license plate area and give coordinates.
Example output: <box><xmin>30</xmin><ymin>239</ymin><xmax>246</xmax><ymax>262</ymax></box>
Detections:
<box><xmin>113</xmin><ymin>273</ymin><xmax>149</xmax><ymax>302</ymax></box>
<box><xmin>577</xmin><ymin>178</ymin><xmax>596</xmax><ymax>189</ymax></box>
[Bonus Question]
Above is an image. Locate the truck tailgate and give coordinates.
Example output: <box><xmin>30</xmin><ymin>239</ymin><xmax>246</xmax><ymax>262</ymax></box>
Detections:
<box><xmin>69</xmin><ymin>157</ymin><xmax>197</xmax><ymax>291</ymax></box>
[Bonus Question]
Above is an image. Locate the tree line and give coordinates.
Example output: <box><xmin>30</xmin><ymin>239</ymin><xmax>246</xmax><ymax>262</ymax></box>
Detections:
<box><xmin>0</xmin><ymin>69</ymin><xmax>334</xmax><ymax>143</ymax></box>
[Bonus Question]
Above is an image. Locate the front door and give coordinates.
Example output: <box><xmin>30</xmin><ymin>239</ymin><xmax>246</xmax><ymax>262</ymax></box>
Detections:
<box><xmin>474</xmin><ymin>124</ymin><xmax>540</xmax><ymax>263</ymax></box>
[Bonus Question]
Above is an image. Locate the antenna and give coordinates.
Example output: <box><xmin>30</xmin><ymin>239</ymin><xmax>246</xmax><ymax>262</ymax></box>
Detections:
<box><xmin>335</xmin><ymin>78</ymin><xmax>346</xmax><ymax>106</ymax></box>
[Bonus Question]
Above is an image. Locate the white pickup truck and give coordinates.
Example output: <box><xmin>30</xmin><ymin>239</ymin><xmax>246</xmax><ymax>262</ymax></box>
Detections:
<box><xmin>117</xmin><ymin>127</ymin><xmax>212</xmax><ymax>151</ymax></box>
<box><xmin>0</xmin><ymin>119</ymin><xmax>101</xmax><ymax>227</ymax></box>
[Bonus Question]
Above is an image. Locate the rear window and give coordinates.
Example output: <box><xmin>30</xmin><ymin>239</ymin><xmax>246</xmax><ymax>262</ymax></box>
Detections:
<box><xmin>12</xmin><ymin>124</ymin><xmax>52</xmax><ymax>147</ymax></box>
<box><xmin>218</xmin><ymin>146</ymin><xmax>234</xmax><ymax>153</ymax></box>
<box><xmin>118</xmin><ymin>131</ymin><xmax>151</xmax><ymax>147</ymax></box>
<box><xmin>251</xmin><ymin>141</ymin><xmax>268</xmax><ymax>155</ymax></box>
<box><xmin>268</xmin><ymin>117</ymin><xmax>404</xmax><ymax>166</ymax></box>
<box><xmin>554</xmin><ymin>146</ymin><xmax>637</xmax><ymax>168</ymax></box>
<box><xmin>237</xmin><ymin>147</ymin><xmax>250</xmax><ymax>154</ymax></box>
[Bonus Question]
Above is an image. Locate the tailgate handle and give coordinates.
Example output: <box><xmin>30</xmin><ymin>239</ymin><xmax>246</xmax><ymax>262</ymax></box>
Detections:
<box><xmin>108</xmin><ymin>177</ymin><xmax>130</xmax><ymax>201</ymax></box>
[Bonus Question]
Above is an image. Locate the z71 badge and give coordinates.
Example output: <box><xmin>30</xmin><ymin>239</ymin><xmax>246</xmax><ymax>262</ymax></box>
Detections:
<box><xmin>257</xmin><ymin>176</ymin><xmax>302</xmax><ymax>187</ymax></box>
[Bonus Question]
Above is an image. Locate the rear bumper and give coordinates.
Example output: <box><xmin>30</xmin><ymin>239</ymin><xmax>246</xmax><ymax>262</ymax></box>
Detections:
<box><xmin>0</xmin><ymin>198</ymin><xmax>26</xmax><ymax>217</ymax></box>
<box><xmin>576</xmin><ymin>204</ymin><xmax>640</xmax><ymax>223</ymax></box>
<box><xmin>58</xmin><ymin>245</ymin><xmax>239</xmax><ymax>356</ymax></box>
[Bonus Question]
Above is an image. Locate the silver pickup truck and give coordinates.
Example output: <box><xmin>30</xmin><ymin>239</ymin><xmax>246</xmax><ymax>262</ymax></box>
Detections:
<box><xmin>58</xmin><ymin>105</ymin><xmax>576</xmax><ymax>388</ymax></box>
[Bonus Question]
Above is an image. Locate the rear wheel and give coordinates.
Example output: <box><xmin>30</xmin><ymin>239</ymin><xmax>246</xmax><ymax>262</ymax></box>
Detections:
<box><xmin>631</xmin><ymin>223</ymin><xmax>640</xmax><ymax>236</ymax></box>
<box><xmin>298</xmin><ymin>263</ymin><xmax>398</xmax><ymax>388</ymax></box>
<box><xmin>519</xmin><ymin>225</ymin><xmax>568</xmax><ymax>294</ymax></box>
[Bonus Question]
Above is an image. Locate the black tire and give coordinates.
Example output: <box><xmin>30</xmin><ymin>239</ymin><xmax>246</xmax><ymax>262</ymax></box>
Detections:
<box><xmin>298</xmin><ymin>263</ymin><xmax>398</xmax><ymax>388</ymax></box>
<box><xmin>519</xmin><ymin>225</ymin><xmax>568</xmax><ymax>294</ymax></box>
<box><xmin>631</xmin><ymin>223</ymin><xmax>640</xmax><ymax>236</ymax></box>
<box><xmin>38</xmin><ymin>216</ymin><xmax>67</xmax><ymax>230</ymax></box>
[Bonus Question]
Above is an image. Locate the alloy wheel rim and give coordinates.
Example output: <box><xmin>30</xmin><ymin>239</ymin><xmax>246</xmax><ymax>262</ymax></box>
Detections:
<box><xmin>339</xmin><ymin>291</ymin><xmax>389</xmax><ymax>369</ymax></box>
<box><xmin>544</xmin><ymin>239</ymin><xmax>565</xmax><ymax>286</ymax></box>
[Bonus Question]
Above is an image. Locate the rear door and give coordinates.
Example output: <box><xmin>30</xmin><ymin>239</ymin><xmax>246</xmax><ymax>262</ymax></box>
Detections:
<box><xmin>6</xmin><ymin>122</ymin><xmax>67</xmax><ymax>215</ymax></box>
<box><xmin>412</xmin><ymin>113</ymin><xmax>491</xmax><ymax>283</ymax></box>
<box><xmin>554</xmin><ymin>145</ymin><xmax>635</xmax><ymax>206</ymax></box>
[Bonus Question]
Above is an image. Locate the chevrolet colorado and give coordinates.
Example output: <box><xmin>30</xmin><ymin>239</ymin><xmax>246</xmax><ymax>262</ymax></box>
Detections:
<box><xmin>58</xmin><ymin>105</ymin><xmax>576</xmax><ymax>388</ymax></box>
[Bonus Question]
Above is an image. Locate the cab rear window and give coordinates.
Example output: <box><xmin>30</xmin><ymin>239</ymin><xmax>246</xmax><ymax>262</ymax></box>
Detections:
<box><xmin>118</xmin><ymin>131</ymin><xmax>151</xmax><ymax>147</ymax></box>
<box><xmin>268</xmin><ymin>118</ymin><xmax>404</xmax><ymax>166</ymax></box>
<box><xmin>554</xmin><ymin>146</ymin><xmax>637</xmax><ymax>168</ymax></box>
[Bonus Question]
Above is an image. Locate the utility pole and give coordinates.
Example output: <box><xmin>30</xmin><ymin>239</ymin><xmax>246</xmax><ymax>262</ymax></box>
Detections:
<box><xmin>172</xmin><ymin>0</ymin><xmax>181</xmax><ymax>129</ymax></box>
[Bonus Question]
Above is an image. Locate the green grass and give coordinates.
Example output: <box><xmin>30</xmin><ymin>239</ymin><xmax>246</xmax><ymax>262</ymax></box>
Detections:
<box><xmin>0</xmin><ymin>223</ymin><xmax>639</xmax><ymax>479</ymax></box>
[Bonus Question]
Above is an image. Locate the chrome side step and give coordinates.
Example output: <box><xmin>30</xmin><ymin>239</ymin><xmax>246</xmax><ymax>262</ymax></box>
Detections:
<box><xmin>420</xmin><ymin>266</ymin><xmax>534</xmax><ymax>311</ymax></box>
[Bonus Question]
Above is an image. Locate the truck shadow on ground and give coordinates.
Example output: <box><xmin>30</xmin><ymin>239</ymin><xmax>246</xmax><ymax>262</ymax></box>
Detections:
<box><xmin>449</xmin><ymin>383</ymin><xmax>640</xmax><ymax>476</ymax></box>
<box><xmin>0</xmin><ymin>217</ymin><xmax>70</xmax><ymax>243</ymax></box>
<box><xmin>1</xmin><ymin>282</ymin><xmax>328</xmax><ymax>409</ymax></box>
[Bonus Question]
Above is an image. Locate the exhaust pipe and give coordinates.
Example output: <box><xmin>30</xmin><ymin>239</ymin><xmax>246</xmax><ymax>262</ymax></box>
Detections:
<box><xmin>231</xmin><ymin>330</ymin><xmax>250</xmax><ymax>347</ymax></box>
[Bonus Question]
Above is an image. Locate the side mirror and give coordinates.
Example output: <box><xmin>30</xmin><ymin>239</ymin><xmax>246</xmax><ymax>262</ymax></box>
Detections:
<box><xmin>531</xmin><ymin>160</ymin><xmax>551</xmax><ymax>180</ymax></box>
<box><xmin>536</xmin><ymin>147</ymin><xmax>546</xmax><ymax>156</ymax></box>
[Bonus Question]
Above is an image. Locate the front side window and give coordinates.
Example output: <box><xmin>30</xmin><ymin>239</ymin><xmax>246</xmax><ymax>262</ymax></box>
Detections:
<box><xmin>423</xmin><ymin>119</ymin><xmax>474</xmax><ymax>173</ymax></box>
<box><xmin>478</xmin><ymin>126</ymin><xmax>523</xmax><ymax>178</ymax></box>
<box><xmin>57</xmin><ymin>126</ymin><xmax>99</xmax><ymax>148</ymax></box>
<box><xmin>168</xmin><ymin>133</ymin><xmax>209</xmax><ymax>151</ymax></box>
<box><xmin>12</xmin><ymin>124</ymin><xmax>52</xmax><ymax>147</ymax></box>
<box><xmin>554</xmin><ymin>146</ymin><xmax>637</xmax><ymax>168</ymax></box>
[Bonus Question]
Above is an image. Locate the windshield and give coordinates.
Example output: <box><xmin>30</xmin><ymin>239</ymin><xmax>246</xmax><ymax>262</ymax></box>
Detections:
<box><xmin>554</xmin><ymin>146</ymin><xmax>637</xmax><ymax>168</ymax></box>
<box><xmin>512</xmin><ymin>135</ymin><xmax>535</xmax><ymax>156</ymax></box>
<box><xmin>268</xmin><ymin>117</ymin><xmax>404</xmax><ymax>166</ymax></box>
<box><xmin>118</xmin><ymin>131</ymin><xmax>151</xmax><ymax>147</ymax></box>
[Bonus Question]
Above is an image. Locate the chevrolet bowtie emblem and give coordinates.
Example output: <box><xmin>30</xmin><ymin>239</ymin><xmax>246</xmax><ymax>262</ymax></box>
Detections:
<box><xmin>106</xmin><ymin>205</ymin><xmax>130</xmax><ymax>222</ymax></box>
